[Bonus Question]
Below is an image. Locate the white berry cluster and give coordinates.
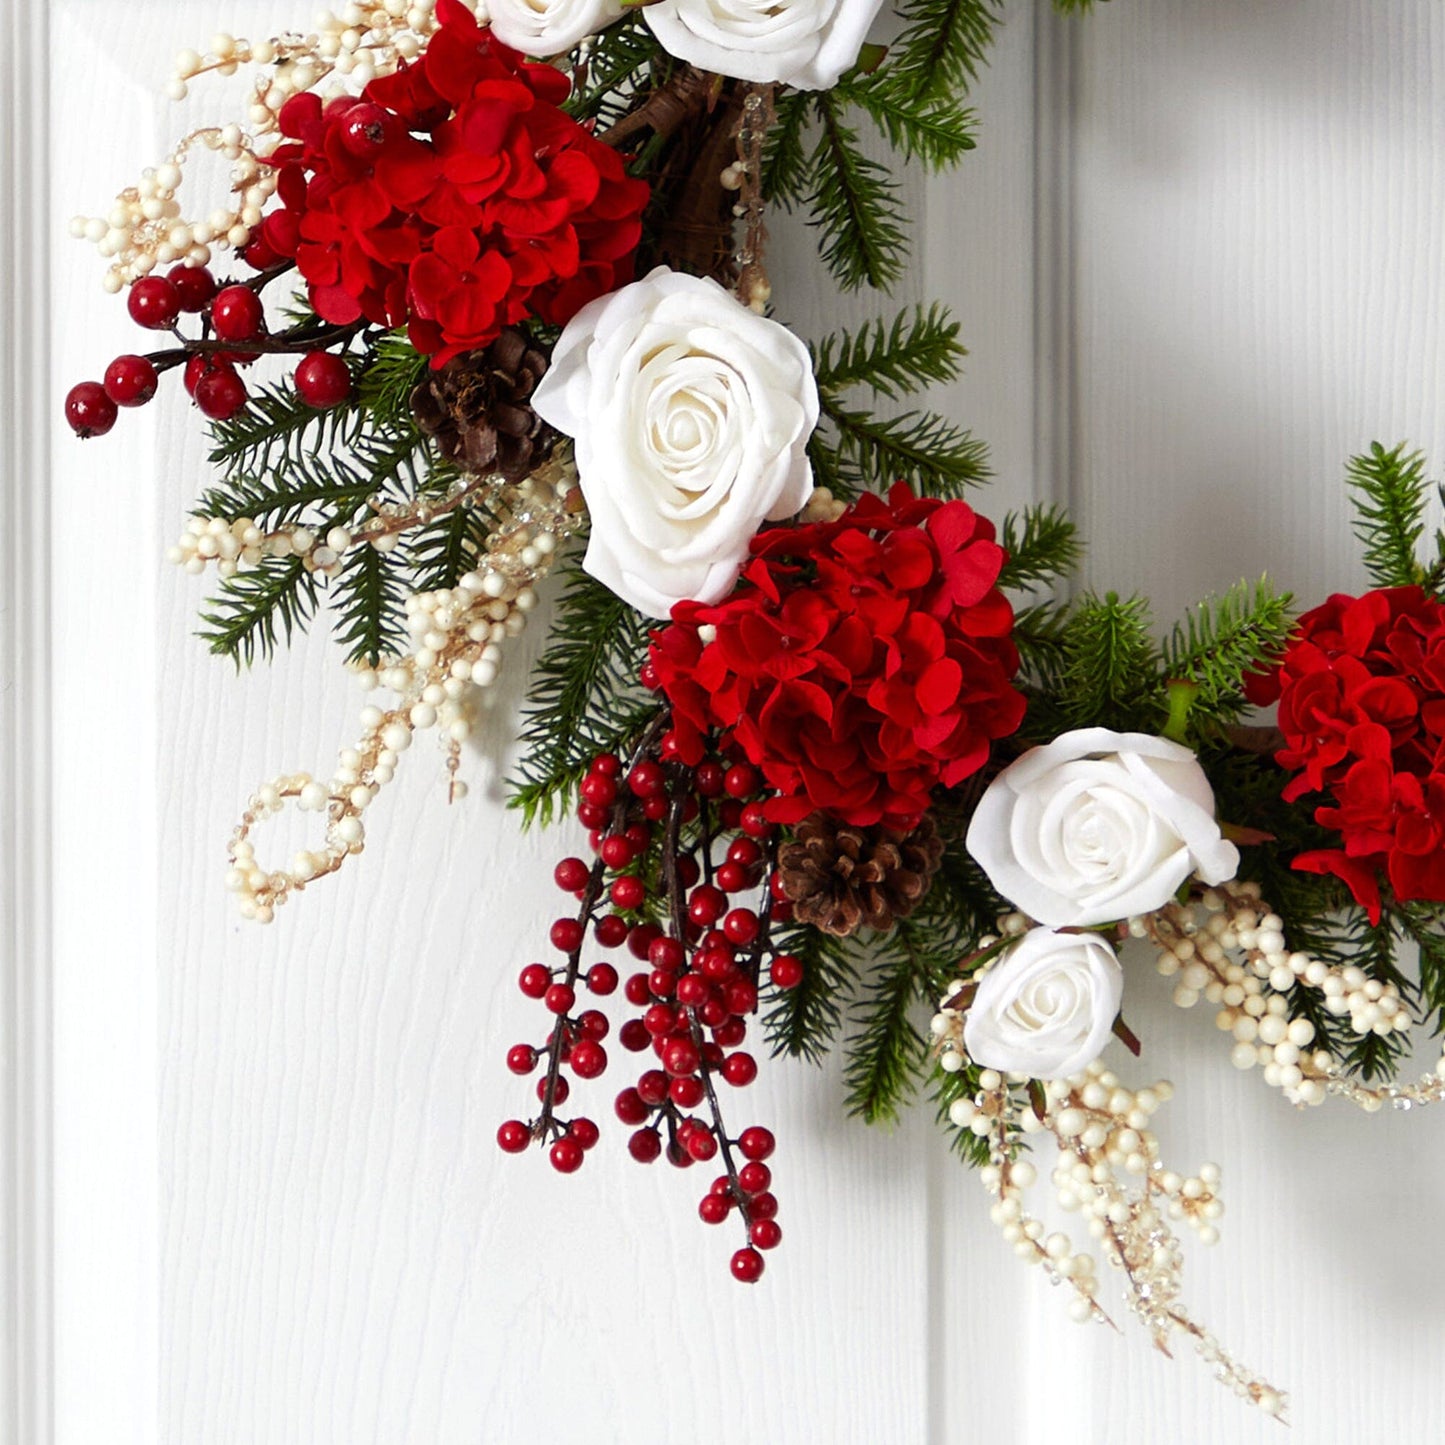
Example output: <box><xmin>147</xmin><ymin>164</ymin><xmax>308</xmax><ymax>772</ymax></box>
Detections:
<box><xmin>935</xmin><ymin>1048</ymin><xmax>1287</xmax><ymax>1419</ymax></box>
<box><xmin>72</xmin><ymin>2</ymin><xmax>444</xmax><ymax>290</ymax></box>
<box><xmin>225</xmin><ymin>452</ymin><xmax>580</xmax><ymax>922</ymax></box>
<box><xmin>1139</xmin><ymin>879</ymin><xmax>1415</xmax><ymax>1107</ymax></box>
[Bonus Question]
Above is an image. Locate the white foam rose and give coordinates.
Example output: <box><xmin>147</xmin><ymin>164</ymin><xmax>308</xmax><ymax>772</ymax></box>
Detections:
<box><xmin>644</xmin><ymin>0</ymin><xmax>887</xmax><ymax>91</ymax></box>
<box><xmin>485</xmin><ymin>0</ymin><xmax>624</xmax><ymax>58</ymax></box>
<box><xmin>967</xmin><ymin>727</ymin><xmax>1240</xmax><ymax>928</ymax></box>
<box><xmin>531</xmin><ymin>266</ymin><xmax>817</xmax><ymax>618</ymax></box>
<box><xmin>963</xmin><ymin>928</ymin><xmax>1124</xmax><ymax>1080</ymax></box>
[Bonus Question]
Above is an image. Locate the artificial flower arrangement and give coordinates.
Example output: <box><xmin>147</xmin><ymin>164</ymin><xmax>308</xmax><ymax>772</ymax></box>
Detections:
<box><xmin>63</xmin><ymin>0</ymin><xmax>1445</xmax><ymax>1419</ymax></box>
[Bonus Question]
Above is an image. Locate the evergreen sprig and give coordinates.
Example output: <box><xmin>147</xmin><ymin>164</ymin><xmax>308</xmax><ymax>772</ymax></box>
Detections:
<box><xmin>331</xmin><ymin>542</ymin><xmax>408</xmax><ymax>665</ymax></box>
<box><xmin>764</xmin><ymin>923</ymin><xmax>858</xmax><ymax>1062</ymax></box>
<box><xmin>763</xmin><ymin>90</ymin><xmax>815</xmax><ymax>207</ymax></box>
<box><xmin>820</xmin><ymin>398</ymin><xmax>989</xmax><ymax>497</ymax></box>
<box><xmin>1055</xmin><ymin>591</ymin><xmax>1163</xmax><ymax>733</ymax></box>
<box><xmin>998</xmin><ymin>504</ymin><xmax>1083</xmax><ymax>592</ymax></box>
<box><xmin>1345</xmin><ymin>441</ymin><xmax>1430</xmax><ymax>589</ymax></box>
<box><xmin>833</xmin><ymin>68</ymin><xmax>979</xmax><ymax>169</ymax></box>
<box><xmin>811</xmin><ymin>304</ymin><xmax>966</xmax><ymax>401</ymax></box>
<box><xmin>1163</xmin><ymin>577</ymin><xmax>1293</xmax><ymax>731</ymax></box>
<box><xmin>207</xmin><ymin>377</ymin><xmax>364</xmax><ymax>477</ymax></box>
<box><xmin>199</xmin><ymin>555</ymin><xmax>320</xmax><ymax>666</ymax></box>
<box><xmin>890</xmin><ymin>0</ymin><xmax>1001</xmax><ymax>100</ymax></box>
<box><xmin>509</xmin><ymin>569</ymin><xmax>658</xmax><ymax>826</ymax></box>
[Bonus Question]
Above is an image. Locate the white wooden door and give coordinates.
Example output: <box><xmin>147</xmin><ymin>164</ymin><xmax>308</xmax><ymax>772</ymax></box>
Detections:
<box><xmin>6</xmin><ymin>2</ymin><xmax>1445</xmax><ymax>1441</ymax></box>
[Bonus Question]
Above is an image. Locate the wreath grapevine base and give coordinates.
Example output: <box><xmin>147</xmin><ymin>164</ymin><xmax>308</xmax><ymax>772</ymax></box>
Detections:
<box><xmin>63</xmin><ymin>0</ymin><xmax>1445</xmax><ymax>1421</ymax></box>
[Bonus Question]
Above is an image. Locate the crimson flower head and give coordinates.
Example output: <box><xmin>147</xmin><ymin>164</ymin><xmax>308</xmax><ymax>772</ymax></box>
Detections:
<box><xmin>258</xmin><ymin>0</ymin><xmax>649</xmax><ymax>364</ymax></box>
<box><xmin>1268</xmin><ymin>585</ymin><xmax>1445</xmax><ymax>920</ymax></box>
<box><xmin>648</xmin><ymin>484</ymin><xmax>1027</xmax><ymax>831</ymax></box>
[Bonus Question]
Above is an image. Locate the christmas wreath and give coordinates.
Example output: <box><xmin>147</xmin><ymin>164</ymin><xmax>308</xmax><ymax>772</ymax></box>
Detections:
<box><xmin>64</xmin><ymin>0</ymin><xmax>1445</xmax><ymax>1419</ymax></box>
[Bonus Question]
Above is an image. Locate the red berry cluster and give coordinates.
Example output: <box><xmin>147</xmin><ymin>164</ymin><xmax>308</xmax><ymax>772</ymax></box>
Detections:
<box><xmin>498</xmin><ymin>732</ymin><xmax>806</xmax><ymax>1283</ymax></box>
<box><xmin>64</xmin><ymin>257</ymin><xmax>358</xmax><ymax>439</ymax></box>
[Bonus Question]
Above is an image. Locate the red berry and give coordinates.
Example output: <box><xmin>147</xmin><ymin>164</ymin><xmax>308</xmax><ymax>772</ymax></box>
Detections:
<box><xmin>554</xmin><ymin>857</ymin><xmax>589</xmax><ymax>892</ymax></box>
<box><xmin>669</xmin><ymin>1076</ymin><xmax>705</xmax><ymax>1109</ymax></box>
<box><xmin>64</xmin><ymin>381</ymin><xmax>118</xmax><ymax>438</ymax></box>
<box><xmin>724</xmin><ymin>764</ymin><xmax>759</xmax><ymax>799</ymax></box>
<box><xmin>242</xmin><ymin>234</ymin><xmax>282</xmax><ymax>270</ymax></box>
<box><xmin>636</xmin><ymin>1070</ymin><xmax>670</xmax><ymax>1106</ymax></box>
<box><xmin>688</xmin><ymin>885</ymin><xmax>726</xmax><ymax>927</ymax></box>
<box><xmin>580</xmin><ymin>772</ymin><xmax>617</xmax><ymax>808</ymax></box>
<box><xmin>549</xmin><ymin>918</ymin><xmax>584</xmax><ymax>954</ymax></box>
<box><xmin>627</xmin><ymin>923</ymin><xmax>662</xmax><ymax>959</ymax></box>
<box><xmin>168</xmin><ymin>263</ymin><xmax>217</xmax><ymax>312</ymax></box>
<box><xmin>769</xmin><ymin>954</ymin><xmax>804</xmax><ymax>990</ymax></box>
<box><xmin>506</xmin><ymin>1044</ymin><xmax>538</xmax><ymax>1075</ymax></box>
<box><xmin>578</xmin><ymin>1009</ymin><xmax>608</xmax><ymax>1039</ymax></box>
<box><xmin>519</xmin><ymin>963</ymin><xmax>551</xmax><ymax>999</ymax></box>
<box><xmin>746</xmin><ymin>1191</ymin><xmax>779</xmax><ymax>1221</ymax></box>
<box><xmin>544</xmin><ymin>983</ymin><xmax>575</xmax><ymax>1015</ymax></box>
<box><xmin>591</xmin><ymin>752</ymin><xmax>622</xmax><ymax>777</ymax></box>
<box><xmin>713</xmin><ymin>1019</ymin><xmax>747</xmax><ymax>1049</ymax></box>
<box><xmin>699</xmin><ymin>998</ymin><xmax>729</xmax><ymax>1029</ymax></box>
<box><xmin>666</xmin><ymin>1140</ymin><xmax>696</xmax><ymax>1169</ymax></box>
<box><xmin>640</xmin><ymin>661</ymin><xmax>660</xmax><ymax>689</ymax></box>
<box><xmin>295</xmin><ymin>350</ymin><xmax>352</xmax><ymax>409</ymax></box>
<box><xmin>538</xmin><ymin>1075</ymin><xmax>570</xmax><ymax>1106</ymax></box>
<box><xmin>694</xmin><ymin>761</ymin><xmax>725</xmax><ymax>797</ymax></box>
<box><xmin>571</xmin><ymin>1117</ymin><xmax>600</xmax><ymax>1151</ymax></box>
<box><xmin>738</xmin><ymin>1162</ymin><xmax>771</xmax><ymax>1195</ymax></box>
<box><xmin>586</xmin><ymin>962</ymin><xmax>618</xmax><ymax>996</ymax></box>
<box><xmin>647</xmin><ymin>969</ymin><xmax>676</xmax><ymax>999</ymax></box>
<box><xmin>496</xmin><ymin>1119</ymin><xmax>531</xmax><ymax>1153</ymax></box>
<box><xmin>724</xmin><ymin>980</ymin><xmax>759</xmax><ymax>1016</ymax></box>
<box><xmin>698</xmin><ymin>1193</ymin><xmax>731</xmax><ymax>1224</ymax></box>
<box><xmin>741</xmin><ymin>803</ymin><xmax>773</xmax><ymax>838</ymax></box>
<box><xmin>103</xmin><ymin>354</ymin><xmax>158</xmax><ymax>407</ymax></box>
<box><xmin>678</xmin><ymin>857</ymin><xmax>702</xmax><ymax>889</ymax></box>
<box><xmin>576</xmin><ymin>801</ymin><xmax>607</xmax><ymax>829</ymax></box>
<box><xmin>618</xmin><ymin>1019</ymin><xmax>649</xmax><ymax>1052</ymax></box>
<box><xmin>716</xmin><ymin>863</ymin><xmax>750</xmax><ymax>894</ymax></box>
<box><xmin>722</xmin><ymin>1052</ymin><xmax>758</xmax><ymax>1087</ymax></box>
<box><xmin>718</xmin><ymin>800</ymin><xmax>744</xmax><ymax>830</ymax></box>
<box><xmin>210</xmin><ymin>284</ymin><xmax>265</xmax><ymax>341</ymax></box>
<box><xmin>627</xmin><ymin>760</ymin><xmax>665</xmax><ymax>797</ymax></box>
<box><xmin>642</xmin><ymin>795</ymin><xmax>668</xmax><ymax>821</ymax></box>
<box><xmin>675</xmin><ymin>975</ymin><xmax>709</xmax><ymax>1008</ymax></box>
<box><xmin>340</xmin><ymin>102</ymin><xmax>389</xmax><ymax>156</ymax></box>
<box><xmin>730</xmin><ymin>1248</ymin><xmax>765</xmax><ymax>1283</ymax></box>
<box><xmin>193</xmin><ymin>365</ymin><xmax>248</xmax><ymax>421</ymax></box>
<box><xmin>610</xmin><ymin>875</ymin><xmax>646</xmax><ymax>911</ymax></box>
<box><xmin>549</xmin><ymin>1137</ymin><xmax>584</xmax><ymax>1173</ymax></box>
<box><xmin>728</xmin><ymin>838</ymin><xmax>763</xmax><ymax>868</ymax></box>
<box><xmin>663</xmin><ymin>1038</ymin><xmax>700</xmax><ymax>1077</ymax></box>
<box><xmin>570</xmin><ymin>1040</ymin><xmax>607</xmax><ymax>1079</ymax></box>
<box><xmin>649</xmin><ymin>936</ymin><xmax>686</xmax><ymax>972</ymax></box>
<box><xmin>615</xmin><ymin>1087</ymin><xmax>649</xmax><ymax>1125</ymax></box>
<box><xmin>628</xmin><ymin>1128</ymin><xmax>661</xmax><ymax>1163</ymax></box>
<box><xmin>127</xmin><ymin>276</ymin><xmax>182</xmax><ymax>329</ymax></box>
<box><xmin>750</xmin><ymin>1219</ymin><xmax>782</xmax><ymax>1250</ymax></box>
<box><xmin>598</xmin><ymin>834</ymin><xmax>633</xmax><ymax>869</ymax></box>
<box><xmin>624</xmin><ymin>972</ymin><xmax>651</xmax><ymax>1006</ymax></box>
<box><xmin>738</xmin><ymin>1127</ymin><xmax>775</xmax><ymax>1161</ymax></box>
<box><xmin>643</xmin><ymin>1004</ymin><xmax>675</xmax><ymax>1036</ymax></box>
<box><xmin>722</xmin><ymin>908</ymin><xmax>760</xmax><ymax>946</ymax></box>
<box><xmin>594</xmin><ymin>914</ymin><xmax>628</xmax><ymax>949</ymax></box>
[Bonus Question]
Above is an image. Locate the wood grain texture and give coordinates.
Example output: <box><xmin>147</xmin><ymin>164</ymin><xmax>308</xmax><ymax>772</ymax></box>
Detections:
<box><xmin>42</xmin><ymin>1</ymin><xmax>1445</xmax><ymax>1442</ymax></box>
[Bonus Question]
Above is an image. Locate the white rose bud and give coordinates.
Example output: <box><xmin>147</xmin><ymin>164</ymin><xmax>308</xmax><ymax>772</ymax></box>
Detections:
<box><xmin>486</xmin><ymin>0</ymin><xmax>624</xmax><ymax>58</ymax></box>
<box><xmin>645</xmin><ymin>0</ymin><xmax>887</xmax><ymax>91</ymax></box>
<box><xmin>967</xmin><ymin>727</ymin><xmax>1240</xmax><ymax>927</ymax></box>
<box><xmin>531</xmin><ymin>266</ymin><xmax>817</xmax><ymax>618</ymax></box>
<box><xmin>963</xmin><ymin>928</ymin><xmax>1124</xmax><ymax>1080</ymax></box>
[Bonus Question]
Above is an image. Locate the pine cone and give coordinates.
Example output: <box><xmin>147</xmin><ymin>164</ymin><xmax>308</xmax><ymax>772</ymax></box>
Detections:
<box><xmin>777</xmin><ymin>813</ymin><xmax>945</xmax><ymax>938</ymax></box>
<box><xmin>410</xmin><ymin>327</ymin><xmax>554</xmax><ymax>481</ymax></box>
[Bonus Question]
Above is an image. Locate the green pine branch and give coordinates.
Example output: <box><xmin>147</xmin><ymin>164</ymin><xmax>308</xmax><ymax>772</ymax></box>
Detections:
<box><xmin>807</xmin><ymin>92</ymin><xmax>909</xmax><ymax>292</ymax></box>
<box><xmin>1345</xmin><ymin>441</ymin><xmax>1430</xmax><ymax>589</ymax></box>
<box><xmin>564</xmin><ymin>17</ymin><xmax>666</xmax><ymax>127</ymax></box>
<box><xmin>508</xmin><ymin>569</ymin><xmax>658</xmax><ymax>826</ymax></box>
<box><xmin>811</xmin><ymin>304</ymin><xmax>966</xmax><ymax>402</ymax></box>
<box><xmin>406</xmin><ymin>502</ymin><xmax>494</xmax><ymax>596</ymax></box>
<box><xmin>1162</xmin><ymin>577</ymin><xmax>1293</xmax><ymax>731</ymax></box>
<box><xmin>199</xmin><ymin>554</ymin><xmax>319</xmax><ymax>667</ymax></box>
<box><xmin>763</xmin><ymin>89</ymin><xmax>814</xmax><ymax>207</ymax></box>
<box><xmin>763</xmin><ymin>922</ymin><xmax>857</xmax><ymax>1062</ymax></box>
<box><xmin>331</xmin><ymin>542</ymin><xmax>408</xmax><ymax>666</ymax></box>
<box><xmin>820</xmin><ymin>399</ymin><xmax>989</xmax><ymax>497</ymax></box>
<box><xmin>833</xmin><ymin>67</ymin><xmax>979</xmax><ymax>169</ymax></box>
<box><xmin>891</xmin><ymin>0</ymin><xmax>1001</xmax><ymax>100</ymax></box>
<box><xmin>998</xmin><ymin>504</ymin><xmax>1083</xmax><ymax>592</ymax></box>
<box><xmin>207</xmin><ymin>378</ymin><xmax>364</xmax><ymax>477</ymax></box>
<box><xmin>1056</xmin><ymin>591</ymin><xmax>1163</xmax><ymax>732</ymax></box>
<box><xmin>357</xmin><ymin>331</ymin><xmax>431</xmax><ymax>433</ymax></box>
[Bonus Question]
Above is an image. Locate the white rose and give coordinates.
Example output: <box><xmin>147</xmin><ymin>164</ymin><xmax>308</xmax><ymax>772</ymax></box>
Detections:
<box><xmin>963</xmin><ymin>928</ymin><xmax>1124</xmax><ymax>1080</ymax></box>
<box><xmin>644</xmin><ymin>0</ymin><xmax>887</xmax><ymax>91</ymax></box>
<box><xmin>485</xmin><ymin>0</ymin><xmax>624</xmax><ymax>58</ymax></box>
<box><xmin>531</xmin><ymin>266</ymin><xmax>817</xmax><ymax>617</ymax></box>
<box><xmin>967</xmin><ymin>727</ymin><xmax>1240</xmax><ymax>928</ymax></box>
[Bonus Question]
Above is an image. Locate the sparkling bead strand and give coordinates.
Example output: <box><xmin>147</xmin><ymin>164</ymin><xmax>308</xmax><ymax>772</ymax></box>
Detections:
<box><xmin>225</xmin><ymin>453</ymin><xmax>581</xmax><ymax>921</ymax></box>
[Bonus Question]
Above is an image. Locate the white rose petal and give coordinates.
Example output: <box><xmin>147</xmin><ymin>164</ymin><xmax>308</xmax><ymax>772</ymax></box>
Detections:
<box><xmin>963</xmin><ymin>928</ymin><xmax>1124</xmax><ymax>1079</ymax></box>
<box><xmin>532</xmin><ymin>266</ymin><xmax>818</xmax><ymax>617</ymax></box>
<box><xmin>644</xmin><ymin>0</ymin><xmax>887</xmax><ymax>91</ymax></box>
<box><xmin>967</xmin><ymin>727</ymin><xmax>1240</xmax><ymax>927</ymax></box>
<box><xmin>486</xmin><ymin>0</ymin><xmax>624</xmax><ymax>58</ymax></box>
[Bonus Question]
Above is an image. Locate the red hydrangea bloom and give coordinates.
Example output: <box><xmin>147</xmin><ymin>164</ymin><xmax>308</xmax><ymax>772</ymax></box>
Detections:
<box><xmin>648</xmin><ymin>484</ymin><xmax>1026</xmax><ymax>831</ymax></box>
<box><xmin>257</xmin><ymin>0</ymin><xmax>648</xmax><ymax>364</ymax></box>
<box><xmin>1266</xmin><ymin>585</ymin><xmax>1445</xmax><ymax>920</ymax></box>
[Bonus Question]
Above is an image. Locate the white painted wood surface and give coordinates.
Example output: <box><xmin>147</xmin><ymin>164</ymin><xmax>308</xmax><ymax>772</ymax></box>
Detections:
<box><xmin>17</xmin><ymin>1</ymin><xmax>1445</xmax><ymax>1441</ymax></box>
